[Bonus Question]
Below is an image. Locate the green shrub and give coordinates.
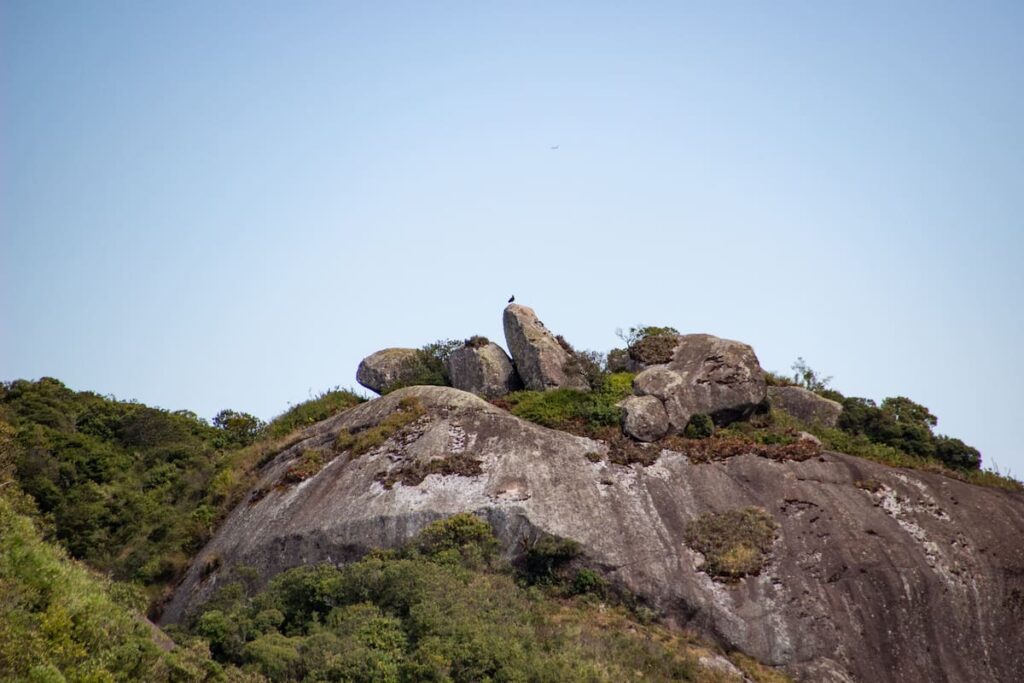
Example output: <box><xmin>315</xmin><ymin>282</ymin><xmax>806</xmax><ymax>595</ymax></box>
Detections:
<box><xmin>617</xmin><ymin>325</ymin><xmax>680</xmax><ymax>365</ymax></box>
<box><xmin>683</xmin><ymin>414</ymin><xmax>714</xmax><ymax>439</ymax></box>
<box><xmin>523</xmin><ymin>535</ymin><xmax>581</xmax><ymax>582</ymax></box>
<box><xmin>684</xmin><ymin>507</ymin><xmax>777</xmax><ymax>580</ymax></box>
<box><xmin>416</xmin><ymin>513</ymin><xmax>498</xmax><ymax>567</ymax></box>
<box><xmin>265</xmin><ymin>387</ymin><xmax>365</xmax><ymax>439</ymax></box>
<box><xmin>571</xmin><ymin>568</ymin><xmax>608</xmax><ymax>596</ymax></box>
<box><xmin>0</xmin><ymin>497</ymin><xmax>225</xmax><ymax>680</ymax></box>
<box><xmin>495</xmin><ymin>373</ymin><xmax>633</xmax><ymax>434</ymax></box>
<box><xmin>385</xmin><ymin>339</ymin><xmax>462</xmax><ymax>392</ymax></box>
<box><xmin>212</xmin><ymin>410</ymin><xmax>266</xmax><ymax>446</ymax></box>
<box><xmin>186</xmin><ymin>512</ymin><xmax>788</xmax><ymax>682</ymax></box>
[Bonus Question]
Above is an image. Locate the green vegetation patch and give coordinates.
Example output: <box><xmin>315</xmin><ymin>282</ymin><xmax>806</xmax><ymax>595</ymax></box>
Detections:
<box><xmin>618</xmin><ymin>325</ymin><xmax>680</xmax><ymax>365</ymax></box>
<box><xmin>685</xmin><ymin>507</ymin><xmax>778</xmax><ymax>580</ymax></box>
<box><xmin>0</xmin><ymin>496</ymin><xmax>226</xmax><ymax>682</ymax></box>
<box><xmin>0</xmin><ymin>378</ymin><xmax>366</xmax><ymax>610</ymax></box>
<box><xmin>335</xmin><ymin>397</ymin><xmax>425</xmax><ymax>458</ymax></box>
<box><xmin>283</xmin><ymin>448</ymin><xmax>329</xmax><ymax>484</ymax></box>
<box><xmin>683</xmin><ymin>414</ymin><xmax>715</xmax><ymax>439</ymax></box>
<box><xmin>188</xmin><ymin>513</ymin><xmax>785</xmax><ymax>682</ymax></box>
<box><xmin>265</xmin><ymin>387</ymin><xmax>365</xmax><ymax>439</ymax></box>
<box><xmin>494</xmin><ymin>372</ymin><xmax>633</xmax><ymax>433</ymax></box>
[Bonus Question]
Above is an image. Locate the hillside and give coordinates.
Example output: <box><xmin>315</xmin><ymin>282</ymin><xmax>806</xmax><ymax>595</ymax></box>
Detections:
<box><xmin>3</xmin><ymin>304</ymin><xmax>1022</xmax><ymax>682</ymax></box>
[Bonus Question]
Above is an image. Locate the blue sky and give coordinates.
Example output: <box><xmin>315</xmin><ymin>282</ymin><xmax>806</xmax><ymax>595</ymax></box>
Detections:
<box><xmin>2</xmin><ymin>1</ymin><xmax>1022</xmax><ymax>475</ymax></box>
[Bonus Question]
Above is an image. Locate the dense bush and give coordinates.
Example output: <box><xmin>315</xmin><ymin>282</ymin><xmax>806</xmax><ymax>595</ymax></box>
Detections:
<box><xmin>770</xmin><ymin>359</ymin><xmax>986</xmax><ymax>473</ymax></box>
<box><xmin>836</xmin><ymin>395</ymin><xmax>980</xmax><ymax>469</ymax></box>
<box><xmin>186</xmin><ymin>514</ymin><xmax>774</xmax><ymax>683</ymax></box>
<box><xmin>618</xmin><ymin>325</ymin><xmax>680</xmax><ymax>365</ymax></box>
<box><xmin>0</xmin><ymin>496</ymin><xmax>234</xmax><ymax>681</ymax></box>
<box><xmin>683</xmin><ymin>414</ymin><xmax>715</xmax><ymax>439</ymax></box>
<box><xmin>264</xmin><ymin>387</ymin><xmax>364</xmax><ymax>438</ymax></box>
<box><xmin>495</xmin><ymin>373</ymin><xmax>633</xmax><ymax>434</ymax></box>
<box><xmin>0</xmin><ymin>378</ymin><xmax>365</xmax><ymax>607</ymax></box>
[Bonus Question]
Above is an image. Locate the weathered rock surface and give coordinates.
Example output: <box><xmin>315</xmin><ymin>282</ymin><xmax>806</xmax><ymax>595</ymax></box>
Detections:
<box><xmin>502</xmin><ymin>304</ymin><xmax>588</xmax><ymax>391</ymax></box>
<box><xmin>445</xmin><ymin>341</ymin><xmax>522</xmax><ymax>398</ymax></box>
<box><xmin>769</xmin><ymin>385</ymin><xmax>843</xmax><ymax>428</ymax></box>
<box><xmin>620</xmin><ymin>395</ymin><xmax>669</xmax><ymax>442</ymax></box>
<box><xmin>355</xmin><ymin>348</ymin><xmax>420</xmax><ymax>394</ymax></box>
<box><xmin>633</xmin><ymin>334</ymin><xmax>767</xmax><ymax>432</ymax></box>
<box><xmin>164</xmin><ymin>386</ymin><xmax>1024</xmax><ymax>683</ymax></box>
<box><xmin>607</xmin><ymin>348</ymin><xmax>647</xmax><ymax>373</ymax></box>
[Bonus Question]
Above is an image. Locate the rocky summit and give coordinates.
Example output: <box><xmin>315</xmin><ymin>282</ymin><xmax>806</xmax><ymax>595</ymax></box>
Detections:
<box><xmin>161</xmin><ymin>304</ymin><xmax>1024</xmax><ymax>683</ymax></box>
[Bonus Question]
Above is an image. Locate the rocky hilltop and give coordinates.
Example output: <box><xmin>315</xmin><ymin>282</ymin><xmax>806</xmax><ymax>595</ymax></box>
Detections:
<box><xmin>163</xmin><ymin>304</ymin><xmax>1024</xmax><ymax>683</ymax></box>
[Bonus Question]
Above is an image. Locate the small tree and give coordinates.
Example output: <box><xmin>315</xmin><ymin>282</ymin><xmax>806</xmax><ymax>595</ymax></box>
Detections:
<box><xmin>212</xmin><ymin>410</ymin><xmax>266</xmax><ymax>446</ymax></box>
<box><xmin>791</xmin><ymin>357</ymin><xmax>832</xmax><ymax>393</ymax></box>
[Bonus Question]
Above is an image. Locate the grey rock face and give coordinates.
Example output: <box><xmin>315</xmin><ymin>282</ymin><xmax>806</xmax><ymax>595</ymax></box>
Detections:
<box><xmin>620</xmin><ymin>395</ymin><xmax>669</xmax><ymax>442</ymax></box>
<box><xmin>633</xmin><ymin>334</ymin><xmax>767</xmax><ymax>433</ymax></box>
<box><xmin>355</xmin><ymin>348</ymin><xmax>421</xmax><ymax>394</ymax></box>
<box><xmin>607</xmin><ymin>348</ymin><xmax>647</xmax><ymax>374</ymax></box>
<box><xmin>502</xmin><ymin>304</ymin><xmax>588</xmax><ymax>391</ymax></box>
<box><xmin>162</xmin><ymin>386</ymin><xmax>1024</xmax><ymax>683</ymax></box>
<box><xmin>445</xmin><ymin>341</ymin><xmax>522</xmax><ymax>399</ymax></box>
<box><xmin>768</xmin><ymin>385</ymin><xmax>842</xmax><ymax>428</ymax></box>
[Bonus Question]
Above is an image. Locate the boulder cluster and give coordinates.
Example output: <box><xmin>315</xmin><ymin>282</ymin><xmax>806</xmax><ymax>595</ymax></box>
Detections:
<box><xmin>356</xmin><ymin>303</ymin><xmax>842</xmax><ymax>442</ymax></box>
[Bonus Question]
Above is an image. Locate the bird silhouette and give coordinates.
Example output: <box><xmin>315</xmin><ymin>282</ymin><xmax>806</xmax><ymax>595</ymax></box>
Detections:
<box><xmin>550</xmin><ymin>145</ymin><xmax>559</xmax><ymax>150</ymax></box>
<box><xmin>508</xmin><ymin>295</ymin><xmax>515</xmax><ymax>303</ymax></box>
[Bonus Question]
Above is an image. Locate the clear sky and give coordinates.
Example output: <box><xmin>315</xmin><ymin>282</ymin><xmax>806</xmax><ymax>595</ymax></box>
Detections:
<box><xmin>2</xmin><ymin>2</ymin><xmax>1022</xmax><ymax>475</ymax></box>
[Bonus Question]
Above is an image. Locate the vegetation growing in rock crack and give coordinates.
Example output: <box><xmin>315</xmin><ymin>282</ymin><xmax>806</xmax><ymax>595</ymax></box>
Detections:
<box><xmin>335</xmin><ymin>397</ymin><xmax>425</xmax><ymax>458</ymax></box>
<box><xmin>684</xmin><ymin>507</ymin><xmax>778</xmax><ymax>580</ymax></box>
<box><xmin>374</xmin><ymin>452</ymin><xmax>483</xmax><ymax>489</ymax></box>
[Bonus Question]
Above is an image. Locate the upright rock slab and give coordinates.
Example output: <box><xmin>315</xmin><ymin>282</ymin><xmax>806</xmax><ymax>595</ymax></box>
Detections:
<box><xmin>502</xmin><ymin>304</ymin><xmax>588</xmax><ymax>391</ymax></box>
<box><xmin>446</xmin><ymin>340</ymin><xmax>522</xmax><ymax>399</ymax></box>
<box><xmin>356</xmin><ymin>348</ymin><xmax>421</xmax><ymax>394</ymax></box>
<box><xmin>768</xmin><ymin>385</ymin><xmax>842</xmax><ymax>427</ymax></box>
<box><xmin>633</xmin><ymin>333</ymin><xmax>767</xmax><ymax>432</ymax></box>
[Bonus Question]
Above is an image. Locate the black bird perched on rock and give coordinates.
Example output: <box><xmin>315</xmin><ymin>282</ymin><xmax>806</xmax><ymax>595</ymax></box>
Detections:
<box><xmin>508</xmin><ymin>295</ymin><xmax>515</xmax><ymax>303</ymax></box>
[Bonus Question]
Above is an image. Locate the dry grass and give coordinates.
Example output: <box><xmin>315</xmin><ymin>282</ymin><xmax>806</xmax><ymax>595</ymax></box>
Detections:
<box><xmin>684</xmin><ymin>507</ymin><xmax>778</xmax><ymax>580</ymax></box>
<box><xmin>375</xmin><ymin>452</ymin><xmax>484</xmax><ymax>489</ymax></box>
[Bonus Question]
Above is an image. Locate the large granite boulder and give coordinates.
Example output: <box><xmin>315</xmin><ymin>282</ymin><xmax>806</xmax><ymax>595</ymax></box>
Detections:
<box><xmin>768</xmin><ymin>385</ymin><xmax>842</xmax><ymax>428</ymax></box>
<box><xmin>356</xmin><ymin>348</ymin><xmax>421</xmax><ymax>394</ymax></box>
<box><xmin>633</xmin><ymin>334</ymin><xmax>766</xmax><ymax>433</ymax></box>
<box><xmin>502</xmin><ymin>304</ymin><xmax>588</xmax><ymax>391</ymax></box>
<box><xmin>164</xmin><ymin>385</ymin><xmax>1024</xmax><ymax>683</ymax></box>
<box><xmin>446</xmin><ymin>339</ymin><xmax>522</xmax><ymax>399</ymax></box>
<box><xmin>620</xmin><ymin>395</ymin><xmax>669</xmax><ymax>442</ymax></box>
